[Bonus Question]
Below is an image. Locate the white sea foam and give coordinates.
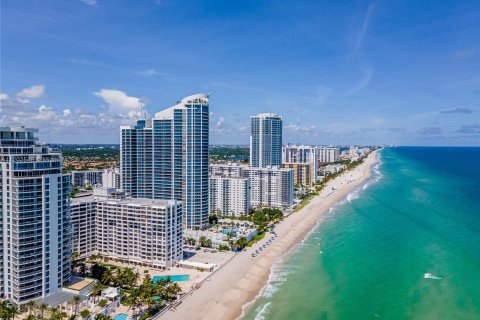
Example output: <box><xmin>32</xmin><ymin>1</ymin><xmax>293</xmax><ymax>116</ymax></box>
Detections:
<box><xmin>347</xmin><ymin>190</ymin><xmax>360</xmax><ymax>202</ymax></box>
<box><xmin>424</xmin><ymin>273</ymin><xmax>442</xmax><ymax>280</ymax></box>
<box><xmin>253</xmin><ymin>301</ymin><xmax>271</xmax><ymax>320</ymax></box>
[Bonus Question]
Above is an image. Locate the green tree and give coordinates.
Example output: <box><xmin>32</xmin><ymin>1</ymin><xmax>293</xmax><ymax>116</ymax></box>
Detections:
<box><xmin>236</xmin><ymin>236</ymin><xmax>248</xmax><ymax>250</ymax></box>
<box><xmin>90</xmin><ymin>281</ymin><xmax>104</xmax><ymax>303</ymax></box>
<box><xmin>26</xmin><ymin>301</ymin><xmax>37</xmax><ymax>317</ymax></box>
<box><xmin>199</xmin><ymin>236</ymin><xmax>207</xmax><ymax>247</ymax></box>
<box><xmin>101</xmin><ymin>268</ymin><xmax>114</xmax><ymax>286</ymax></box>
<box><xmin>39</xmin><ymin>303</ymin><xmax>49</xmax><ymax>320</ymax></box>
<box><xmin>71</xmin><ymin>295</ymin><xmax>82</xmax><ymax>316</ymax></box>
<box><xmin>8</xmin><ymin>305</ymin><xmax>19</xmax><ymax>320</ymax></box>
<box><xmin>205</xmin><ymin>239</ymin><xmax>212</xmax><ymax>248</ymax></box>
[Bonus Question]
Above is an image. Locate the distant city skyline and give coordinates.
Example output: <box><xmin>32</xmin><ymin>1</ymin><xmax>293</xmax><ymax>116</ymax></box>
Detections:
<box><xmin>1</xmin><ymin>1</ymin><xmax>479</xmax><ymax>146</ymax></box>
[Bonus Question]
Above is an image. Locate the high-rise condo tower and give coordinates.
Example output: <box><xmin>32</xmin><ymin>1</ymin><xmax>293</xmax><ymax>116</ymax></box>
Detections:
<box><xmin>120</xmin><ymin>94</ymin><xmax>209</xmax><ymax>230</ymax></box>
<box><xmin>250</xmin><ymin>113</ymin><xmax>282</xmax><ymax>168</ymax></box>
<box><xmin>0</xmin><ymin>127</ymin><xmax>71</xmax><ymax>304</ymax></box>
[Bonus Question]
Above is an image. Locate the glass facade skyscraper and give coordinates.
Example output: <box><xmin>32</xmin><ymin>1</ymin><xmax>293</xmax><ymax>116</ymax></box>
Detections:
<box><xmin>0</xmin><ymin>127</ymin><xmax>71</xmax><ymax>304</ymax></box>
<box><xmin>250</xmin><ymin>113</ymin><xmax>283</xmax><ymax>168</ymax></box>
<box><xmin>120</xmin><ymin>94</ymin><xmax>209</xmax><ymax>230</ymax></box>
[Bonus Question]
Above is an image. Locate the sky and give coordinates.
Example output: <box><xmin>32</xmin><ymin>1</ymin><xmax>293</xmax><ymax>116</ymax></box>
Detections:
<box><xmin>1</xmin><ymin>0</ymin><xmax>479</xmax><ymax>145</ymax></box>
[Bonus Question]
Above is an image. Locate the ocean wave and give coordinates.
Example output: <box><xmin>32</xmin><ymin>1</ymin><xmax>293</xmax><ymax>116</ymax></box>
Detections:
<box><xmin>424</xmin><ymin>273</ymin><xmax>442</xmax><ymax>280</ymax></box>
<box><xmin>253</xmin><ymin>301</ymin><xmax>271</xmax><ymax>320</ymax></box>
<box><xmin>347</xmin><ymin>190</ymin><xmax>360</xmax><ymax>202</ymax></box>
<box><xmin>262</xmin><ymin>269</ymin><xmax>290</xmax><ymax>298</ymax></box>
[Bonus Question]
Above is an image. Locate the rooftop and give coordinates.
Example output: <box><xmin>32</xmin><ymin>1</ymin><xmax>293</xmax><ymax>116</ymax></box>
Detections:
<box><xmin>252</xmin><ymin>113</ymin><xmax>281</xmax><ymax>118</ymax></box>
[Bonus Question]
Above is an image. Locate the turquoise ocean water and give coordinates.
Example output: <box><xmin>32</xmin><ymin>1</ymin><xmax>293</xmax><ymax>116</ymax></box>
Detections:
<box><xmin>245</xmin><ymin>147</ymin><xmax>480</xmax><ymax>320</ymax></box>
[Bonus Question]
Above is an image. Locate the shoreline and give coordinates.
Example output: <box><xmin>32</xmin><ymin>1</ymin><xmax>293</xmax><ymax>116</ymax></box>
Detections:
<box><xmin>164</xmin><ymin>150</ymin><xmax>380</xmax><ymax>320</ymax></box>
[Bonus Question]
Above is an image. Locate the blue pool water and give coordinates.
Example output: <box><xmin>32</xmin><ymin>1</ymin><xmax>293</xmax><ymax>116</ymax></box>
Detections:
<box><xmin>113</xmin><ymin>314</ymin><xmax>128</xmax><ymax>320</ymax></box>
<box><xmin>152</xmin><ymin>274</ymin><xmax>189</xmax><ymax>283</ymax></box>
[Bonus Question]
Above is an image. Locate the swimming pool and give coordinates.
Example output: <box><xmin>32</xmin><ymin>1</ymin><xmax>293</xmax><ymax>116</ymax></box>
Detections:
<box><xmin>152</xmin><ymin>274</ymin><xmax>189</xmax><ymax>283</ymax></box>
<box><xmin>113</xmin><ymin>314</ymin><xmax>128</xmax><ymax>320</ymax></box>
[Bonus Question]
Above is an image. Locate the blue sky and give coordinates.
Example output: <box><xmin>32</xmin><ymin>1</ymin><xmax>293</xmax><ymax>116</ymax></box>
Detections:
<box><xmin>1</xmin><ymin>0</ymin><xmax>479</xmax><ymax>145</ymax></box>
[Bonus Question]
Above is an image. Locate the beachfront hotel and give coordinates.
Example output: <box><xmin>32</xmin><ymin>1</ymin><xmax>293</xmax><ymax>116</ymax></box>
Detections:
<box><xmin>71</xmin><ymin>188</ymin><xmax>183</xmax><ymax>268</ymax></box>
<box><xmin>121</xmin><ymin>94</ymin><xmax>209</xmax><ymax>230</ymax></box>
<box><xmin>250</xmin><ymin>113</ymin><xmax>283</xmax><ymax>168</ymax></box>
<box><xmin>0</xmin><ymin>127</ymin><xmax>72</xmax><ymax>304</ymax></box>
<box><xmin>209</xmin><ymin>175</ymin><xmax>251</xmax><ymax>217</ymax></box>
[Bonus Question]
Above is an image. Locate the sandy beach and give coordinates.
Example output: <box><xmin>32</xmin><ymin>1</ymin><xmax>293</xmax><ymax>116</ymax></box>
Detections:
<box><xmin>162</xmin><ymin>150</ymin><xmax>379</xmax><ymax>320</ymax></box>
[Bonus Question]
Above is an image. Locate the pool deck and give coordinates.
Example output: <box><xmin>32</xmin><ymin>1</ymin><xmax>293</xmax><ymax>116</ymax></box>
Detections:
<box><xmin>104</xmin><ymin>249</ymin><xmax>233</xmax><ymax>292</ymax></box>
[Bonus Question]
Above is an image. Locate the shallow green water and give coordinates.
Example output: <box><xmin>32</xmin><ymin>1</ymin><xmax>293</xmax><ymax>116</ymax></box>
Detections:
<box><xmin>245</xmin><ymin>147</ymin><xmax>480</xmax><ymax>320</ymax></box>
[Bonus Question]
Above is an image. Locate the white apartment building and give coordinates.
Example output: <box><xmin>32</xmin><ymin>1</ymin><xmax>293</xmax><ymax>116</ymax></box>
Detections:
<box><xmin>316</xmin><ymin>147</ymin><xmax>340</xmax><ymax>164</ymax></box>
<box><xmin>70</xmin><ymin>190</ymin><xmax>183</xmax><ymax>268</ymax></box>
<box><xmin>209</xmin><ymin>163</ymin><xmax>243</xmax><ymax>177</ymax></box>
<box><xmin>1</xmin><ymin>127</ymin><xmax>71</xmax><ymax>304</ymax></box>
<box><xmin>102</xmin><ymin>168</ymin><xmax>120</xmax><ymax>189</ymax></box>
<box><xmin>209</xmin><ymin>175</ymin><xmax>251</xmax><ymax>217</ymax></box>
<box><xmin>71</xmin><ymin>195</ymin><xmax>96</xmax><ymax>259</ymax></box>
<box><xmin>241</xmin><ymin>166</ymin><xmax>294</xmax><ymax>209</ymax></box>
<box><xmin>71</xmin><ymin>170</ymin><xmax>103</xmax><ymax>187</ymax></box>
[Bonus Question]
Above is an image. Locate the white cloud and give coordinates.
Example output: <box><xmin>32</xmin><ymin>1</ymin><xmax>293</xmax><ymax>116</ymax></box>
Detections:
<box><xmin>354</xmin><ymin>4</ymin><xmax>375</xmax><ymax>54</ymax></box>
<box><xmin>346</xmin><ymin>66</ymin><xmax>374</xmax><ymax>95</ymax></box>
<box><xmin>16</xmin><ymin>84</ymin><xmax>46</xmax><ymax>99</ymax></box>
<box><xmin>138</xmin><ymin>69</ymin><xmax>158</xmax><ymax>76</ymax></box>
<box><xmin>0</xmin><ymin>93</ymin><xmax>8</xmax><ymax>101</ymax></box>
<box><xmin>94</xmin><ymin>89</ymin><xmax>145</xmax><ymax>115</ymax></box>
<box><xmin>36</xmin><ymin>105</ymin><xmax>58</xmax><ymax>121</ymax></box>
<box><xmin>63</xmin><ymin>109</ymin><xmax>72</xmax><ymax>116</ymax></box>
<box><xmin>216</xmin><ymin>116</ymin><xmax>225</xmax><ymax>127</ymax></box>
<box><xmin>80</xmin><ymin>0</ymin><xmax>97</xmax><ymax>6</ymax></box>
<box><xmin>284</xmin><ymin>124</ymin><xmax>318</xmax><ymax>135</ymax></box>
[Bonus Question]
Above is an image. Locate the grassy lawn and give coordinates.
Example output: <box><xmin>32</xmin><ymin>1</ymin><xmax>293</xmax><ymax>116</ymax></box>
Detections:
<box><xmin>294</xmin><ymin>192</ymin><xmax>318</xmax><ymax>212</ymax></box>
<box><xmin>247</xmin><ymin>233</ymin><xmax>266</xmax><ymax>247</ymax></box>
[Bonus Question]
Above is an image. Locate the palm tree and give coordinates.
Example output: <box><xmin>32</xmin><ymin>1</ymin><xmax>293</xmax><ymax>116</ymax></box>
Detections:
<box><xmin>101</xmin><ymin>268</ymin><xmax>113</xmax><ymax>286</ymax></box>
<box><xmin>205</xmin><ymin>239</ymin><xmax>212</xmax><ymax>248</ymax></box>
<box><xmin>0</xmin><ymin>301</ymin><xmax>9</xmax><ymax>320</ymax></box>
<box><xmin>8</xmin><ymin>306</ymin><xmax>19</xmax><ymax>320</ymax></box>
<box><xmin>164</xmin><ymin>283</ymin><xmax>181</xmax><ymax>302</ymax></box>
<box><xmin>26</xmin><ymin>301</ymin><xmax>37</xmax><ymax>317</ymax></box>
<box><xmin>49</xmin><ymin>306</ymin><xmax>60</xmax><ymax>320</ymax></box>
<box><xmin>90</xmin><ymin>282</ymin><xmax>104</xmax><ymax>303</ymax></box>
<box><xmin>39</xmin><ymin>303</ymin><xmax>49</xmax><ymax>320</ymax></box>
<box><xmin>94</xmin><ymin>315</ymin><xmax>112</xmax><ymax>320</ymax></box>
<box><xmin>199</xmin><ymin>236</ymin><xmax>207</xmax><ymax>247</ymax></box>
<box><xmin>71</xmin><ymin>295</ymin><xmax>82</xmax><ymax>316</ymax></box>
